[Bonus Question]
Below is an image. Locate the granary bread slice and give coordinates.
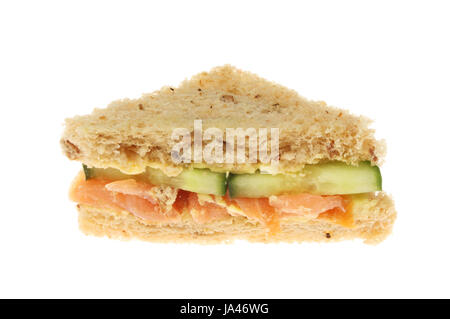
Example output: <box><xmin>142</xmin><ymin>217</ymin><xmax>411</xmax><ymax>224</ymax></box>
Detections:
<box><xmin>61</xmin><ymin>65</ymin><xmax>385</xmax><ymax>174</ymax></box>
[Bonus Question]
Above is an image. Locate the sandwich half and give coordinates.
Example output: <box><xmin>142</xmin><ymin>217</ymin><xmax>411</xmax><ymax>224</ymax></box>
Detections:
<box><xmin>61</xmin><ymin>65</ymin><xmax>396</xmax><ymax>244</ymax></box>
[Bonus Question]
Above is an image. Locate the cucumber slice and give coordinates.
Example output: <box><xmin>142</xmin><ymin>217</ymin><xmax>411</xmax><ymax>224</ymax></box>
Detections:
<box><xmin>228</xmin><ymin>173</ymin><xmax>292</xmax><ymax>198</ymax></box>
<box><xmin>83</xmin><ymin>164</ymin><xmax>141</xmax><ymax>181</ymax></box>
<box><xmin>81</xmin><ymin>165</ymin><xmax>227</xmax><ymax>196</ymax></box>
<box><xmin>228</xmin><ymin>161</ymin><xmax>382</xmax><ymax>198</ymax></box>
<box><xmin>304</xmin><ymin>161</ymin><xmax>382</xmax><ymax>195</ymax></box>
<box><xmin>146</xmin><ymin>167</ymin><xmax>227</xmax><ymax>196</ymax></box>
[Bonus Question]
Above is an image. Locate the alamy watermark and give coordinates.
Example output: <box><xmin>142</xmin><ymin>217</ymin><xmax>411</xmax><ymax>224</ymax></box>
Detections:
<box><xmin>171</xmin><ymin>120</ymin><xmax>279</xmax><ymax>165</ymax></box>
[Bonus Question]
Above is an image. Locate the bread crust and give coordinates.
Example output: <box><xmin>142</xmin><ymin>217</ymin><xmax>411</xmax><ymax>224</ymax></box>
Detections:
<box><xmin>77</xmin><ymin>192</ymin><xmax>396</xmax><ymax>244</ymax></box>
<box><xmin>61</xmin><ymin>65</ymin><xmax>385</xmax><ymax>174</ymax></box>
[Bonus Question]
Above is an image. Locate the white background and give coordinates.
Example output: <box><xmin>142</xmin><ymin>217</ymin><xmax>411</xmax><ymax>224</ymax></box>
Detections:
<box><xmin>1</xmin><ymin>0</ymin><xmax>449</xmax><ymax>298</ymax></box>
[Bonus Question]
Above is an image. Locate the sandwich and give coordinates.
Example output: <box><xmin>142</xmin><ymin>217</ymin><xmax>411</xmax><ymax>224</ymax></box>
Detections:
<box><xmin>61</xmin><ymin>65</ymin><xmax>396</xmax><ymax>244</ymax></box>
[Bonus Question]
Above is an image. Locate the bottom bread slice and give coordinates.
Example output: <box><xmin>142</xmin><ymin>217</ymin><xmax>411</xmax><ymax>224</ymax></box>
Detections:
<box><xmin>77</xmin><ymin>192</ymin><xmax>396</xmax><ymax>244</ymax></box>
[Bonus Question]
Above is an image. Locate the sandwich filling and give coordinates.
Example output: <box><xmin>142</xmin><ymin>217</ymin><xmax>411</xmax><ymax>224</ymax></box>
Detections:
<box><xmin>70</xmin><ymin>161</ymin><xmax>381</xmax><ymax>234</ymax></box>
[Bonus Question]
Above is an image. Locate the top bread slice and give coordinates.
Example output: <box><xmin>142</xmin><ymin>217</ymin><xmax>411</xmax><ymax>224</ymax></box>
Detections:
<box><xmin>61</xmin><ymin>65</ymin><xmax>385</xmax><ymax>174</ymax></box>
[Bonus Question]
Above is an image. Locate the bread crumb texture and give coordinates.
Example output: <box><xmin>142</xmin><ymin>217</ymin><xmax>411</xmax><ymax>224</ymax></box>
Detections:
<box><xmin>61</xmin><ymin>65</ymin><xmax>385</xmax><ymax>174</ymax></box>
<box><xmin>78</xmin><ymin>192</ymin><xmax>396</xmax><ymax>244</ymax></box>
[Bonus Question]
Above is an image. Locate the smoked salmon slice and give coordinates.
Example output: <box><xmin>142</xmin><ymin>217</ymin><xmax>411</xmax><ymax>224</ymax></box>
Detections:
<box><xmin>70</xmin><ymin>173</ymin><xmax>354</xmax><ymax>230</ymax></box>
<box><xmin>70</xmin><ymin>175</ymin><xmax>181</xmax><ymax>222</ymax></box>
<box><xmin>231</xmin><ymin>196</ymin><xmax>280</xmax><ymax>234</ymax></box>
<box><xmin>188</xmin><ymin>193</ymin><xmax>230</xmax><ymax>224</ymax></box>
<box><xmin>105</xmin><ymin>179</ymin><xmax>157</xmax><ymax>203</ymax></box>
<box><xmin>269</xmin><ymin>193</ymin><xmax>353</xmax><ymax>227</ymax></box>
<box><xmin>227</xmin><ymin>193</ymin><xmax>352</xmax><ymax>232</ymax></box>
<box><xmin>69</xmin><ymin>175</ymin><xmax>120</xmax><ymax>211</ymax></box>
<box><xmin>318</xmin><ymin>197</ymin><xmax>354</xmax><ymax>228</ymax></box>
<box><xmin>269</xmin><ymin>194</ymin><xmax>345</xmax><ymax>218</ymax></box>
